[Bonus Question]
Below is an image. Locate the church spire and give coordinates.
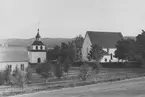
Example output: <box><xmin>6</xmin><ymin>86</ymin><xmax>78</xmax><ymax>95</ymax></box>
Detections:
<box><xmin>35</xmin><ymin>21</ymin><xmax>41</xmax><ymax>41</ymax></box>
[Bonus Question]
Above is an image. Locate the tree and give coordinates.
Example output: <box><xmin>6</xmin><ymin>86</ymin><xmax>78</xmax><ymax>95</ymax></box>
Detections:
<box><xmin>125</xmin><ymin>39</ymin><xmax>136</xmax><ymax>61</ymax></box>
<box><xmin>59</xmin><ymin>42</ymin><xmax>75</xmax><ymax>74</ymax></box>
<box><xmin>47</xmin><ymin>45</ymin><xmax>61</xmax><ymax>61</ymax></box>
<box><xmin>0</xmin><ymin>71</ymin><xmax>5</xmax><ymax>85</ymax></box>
<box><xmin>136</xmin><ymin>30</ymin><xmax>145</xmax><ymax>57</ymax></box>
<box><xmin>78</xmin><ymin>63</ymin><xmax>90</xmax><ymax>81</ymax></box>
<box><xmin>114</xmin><ymin>38</ymin><xmax>136</xmax><ymax>61</ymax></box>
<box><xmin>63</xmin><ymin>56</ymin><xmax>71</xmax><ymax>73</ymax></box>
<box><xmin>3</xmin><ymin>66</ymin><xmax>11</xmax><ymax>84</ymax></box>
<box><xmin>47</xmin><ymin>42</ymin><xmax>74</xmax><ymax>76</ymax></box>
<box><xmin>12</xmin><ymin>66</ymin><xmax>27</xmax><ymax>88</ymax></box>
<box><xmin>87</xmin><ymin>44</ymin><xmax>104</xmax><ymax>73</ymax></box>
<box><xmin>61</xmin><ymin>42</ymin><xmax>69</xmax><ymax>51</ymax></box>
<box><xmin>47</xmin><ymin>35</ymin><xmax>83</xmax><ymax>75</ymax></box>
<box><xmin>114</xmin><ymin>30</ymin><xmax>145</xmax><ymax>67</ymax></box>
<box><xmin>72</xmin><ymin>35</ymin><xmax>84</xmax><ymax>61</ymax></box>
<box><xmin>54</xmin><ymin>58</ymin><xmax>63</xmax><ymax>79</ymax></box>
<box><xmin>135</xmin><ymin>30</ymin><xmax>145</xmax><ymax>67</ymax></box>
<box><xmin>36</xmin><ymin>62</ymin><xmax>53</xmax><ymax>82</ymax></box>
<box><xmin>25</xmin><ymin>65</ymin><xmax>32</xmax><ymax>83</ymax></box>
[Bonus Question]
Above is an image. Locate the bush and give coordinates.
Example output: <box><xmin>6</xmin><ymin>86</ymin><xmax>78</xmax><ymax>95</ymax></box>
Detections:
<box><xmin>36</xmin><ymin>62</ymin><xmax>53</xmax><ymax>80</ymax></box>
<box><xmin>86</xmin><ymin>62</ymin><xmax>142</xmax><ymax>68</ymax></box>
<box><xmin>12</xmin><ymin>66</ymin><xmax>27</xmax><ymax>88</ymax></box>
<box><xmin>0</xmin><ymin>71</ymin><xmax>5</xmax><ymax>85</ymax></box>
<box><xmin>125</xmin><ymin>61</ymin><xmax>142</xmax><ymax>68</ymax></box>
<box><xmin>25</xmin><ymin>66</ymin><xmax>32</xmax><ymax>83</ymax></box>
<box><xmin>89</xmin><ymin>62</ymin><xmax>100</xmax><ymax>74</ymax></box>
<box><xmin>63</xmin><ymin>63</ymin><xmax>69</xmax><ymax>73</ymax></box>
<box><xmin>78</xmin><ymin>64</ymin><xmax>90</xmax><ymax>81</ymax></box>
<box><xmin>54</xmin><ymin>63</ymin><xmax>63</xmax><ymax>79</ymax></box>
<box><xmin>3</xmin><ymin>66</ymin><xmax>11</xmax><ymax>84</ymax></box>
<box><xmin>72</xmin><ymin>61</ymin><xmax>83</xmax><ymax>67</ymax></box>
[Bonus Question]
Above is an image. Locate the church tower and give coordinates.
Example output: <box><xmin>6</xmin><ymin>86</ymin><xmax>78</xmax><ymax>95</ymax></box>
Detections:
<box><xmin>28</xmin><ymin>28</ymin><xmax>46</xmax><ymax>64</ymax></box>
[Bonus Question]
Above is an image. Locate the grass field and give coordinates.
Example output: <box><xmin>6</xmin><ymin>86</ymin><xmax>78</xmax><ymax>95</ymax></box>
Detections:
<box><xmin>2</xmin><ymin>68</ymin><xmax>145</xmax><ymax>96</ymax></box>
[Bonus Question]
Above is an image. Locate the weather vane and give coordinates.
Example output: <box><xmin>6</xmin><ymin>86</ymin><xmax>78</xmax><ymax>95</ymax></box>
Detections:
<box><xmin>37</xmin><ymin>20</ymin><xmax>40</xmax><ymax>32</ymax></box>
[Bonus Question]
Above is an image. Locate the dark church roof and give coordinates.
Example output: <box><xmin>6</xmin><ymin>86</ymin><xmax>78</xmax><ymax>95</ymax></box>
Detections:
<box><xmin>32</xmin><ymin>31</ymin><xmax>44</xmax><ymax>45</ymax></box>
<box><xmin>32</xmin><ymin>41</ymin><xmax>44</xmax><ymax>45</ymax></box>
<box><xmin>86</xmin><ymin>31</ymin><xmax>123</xmax><ymax>48</ymax></box>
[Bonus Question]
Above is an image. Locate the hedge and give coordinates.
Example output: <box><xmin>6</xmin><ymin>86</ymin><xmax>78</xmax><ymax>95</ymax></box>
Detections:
<box><xmin>101</xmin><ymin>62</ymin><xmax>141</xmax><ymax>68</ymax></box>
<box><xmin>72</xmin><ymin>61</ymin><xmax>142</xmax><ymax>68</ymax></box>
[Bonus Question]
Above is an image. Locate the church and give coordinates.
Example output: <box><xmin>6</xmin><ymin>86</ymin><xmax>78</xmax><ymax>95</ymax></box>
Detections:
<box><xmin>82</xmin><ymin>31</ymin><xmax>123</xmax><ymax>62</ymax></box>
<box><xmin>0</xmin><ymin>28</ymin><xmax>47</xmax><ymax>73</ymax></box>
<box><xmin>28</xmin><ymin>28</ymin><xmax>47</xmax><ymax>64</ymax></box>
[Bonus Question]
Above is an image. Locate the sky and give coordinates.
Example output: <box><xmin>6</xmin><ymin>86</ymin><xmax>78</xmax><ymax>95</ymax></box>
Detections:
<box><xmin>0</xmin><ymin>0</ymin><xmax>145</xmax><ymax>39</ymax></box>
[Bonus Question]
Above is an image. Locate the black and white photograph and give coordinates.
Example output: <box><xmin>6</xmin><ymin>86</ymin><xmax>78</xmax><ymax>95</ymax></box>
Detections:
<box><xmin>0</xmin><ymin>0</ymin><xmax>145</xmax><ymax>97</ymax></box>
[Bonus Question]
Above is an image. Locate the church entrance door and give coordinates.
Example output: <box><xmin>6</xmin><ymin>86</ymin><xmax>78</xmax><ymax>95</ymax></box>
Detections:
<box><xmin>37</xmin><ymin>58</ymin><xmax>41</xmax><ymax>63</ymax></box>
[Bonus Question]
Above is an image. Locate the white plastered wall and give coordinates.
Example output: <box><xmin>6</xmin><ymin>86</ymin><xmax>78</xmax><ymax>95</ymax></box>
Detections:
<box><xmin>82</xmin><ymin>33</ymin><xmax>92</xmax><ymax>61</ymax></box>
<box><xmin>28</xmin><ymin>52</ymin><xmax>46</xmax><ymax>63</ymax></box>
<box><xmin>101</xmin><ymin>48</ymin><xmax>118</xmax><ymax>62</ymax></box>
<box><xmin>0</xmin><ymin>62</ymin><xmax>28</xmax><ymax>72</ymax></box>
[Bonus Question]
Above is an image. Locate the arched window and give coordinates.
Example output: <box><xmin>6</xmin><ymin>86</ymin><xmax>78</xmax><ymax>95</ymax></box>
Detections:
<box><xmin>37</xmin><ymin>58</ymin><xmax>41</xmax><ymax>63</ymax></box>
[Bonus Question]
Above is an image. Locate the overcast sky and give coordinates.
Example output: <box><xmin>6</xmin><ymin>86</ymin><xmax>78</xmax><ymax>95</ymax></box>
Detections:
<box><xmin>0</xmin><ymin>0</ymin><xmax>145</xmax><ymax>39</ymax></box>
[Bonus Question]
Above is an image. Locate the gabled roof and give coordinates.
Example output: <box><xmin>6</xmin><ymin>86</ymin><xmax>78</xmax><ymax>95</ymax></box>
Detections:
<box><xmin>0</xmin><ymin>46</ymin><xmax>28</xmax><ymax>62</ymax></box>
<box><xmin>86</xmin><ymin>31</ymin><xmax>123</xmax><ymax>48</ymax></box>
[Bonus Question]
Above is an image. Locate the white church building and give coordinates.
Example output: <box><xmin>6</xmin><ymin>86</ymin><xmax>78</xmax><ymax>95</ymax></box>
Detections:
<box><xmin>82</xmin><ymin>31</ymin><xmax>123</xmax><ymax>62</ymax></box>
<box><xmin>28</xmin><ymin>29</ymin><xmax>47</xmax><ymax>64</ymax></box>
<box><xmin>0</xmin><ymin>46</ymin><xmax>29</xmax><ymax>72</ymax></box>
<box><xmin>0</xmin><ymin>28</ymin><xmax>47</xmax><ymax>73</ymax></box>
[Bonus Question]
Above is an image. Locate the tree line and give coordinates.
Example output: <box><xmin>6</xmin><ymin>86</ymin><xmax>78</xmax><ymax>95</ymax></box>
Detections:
<box><xmin>36</xmin><ymin>30</ymin><xmax>145</xmax><ymax>81</ymax></box>
<box><xmin>114</xmin><ymin>30</ymin><xmax>145</xmax><ymax>67</ymax></box>
<box><xmin>36</xmin><ymin>35</ymin><xmax>84</xmax><ymax>81</ymax></box>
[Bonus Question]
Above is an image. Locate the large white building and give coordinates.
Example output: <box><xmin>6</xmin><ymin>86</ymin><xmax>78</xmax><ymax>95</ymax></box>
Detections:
<box><xmin>0</xmin><ymin>46</ymin><xmax>29</xmax><ymax>72</ymax></box>
<box><xmin>82</xmin><ymin>31</ymin><xmax>123</xmax><ymax>62</ymax></box>
<box><xmin>28</xmin><ymin>29</ymin><xmax>47</xmax><ymax>64</ymax></box>
<box><xmin>0</xmin><ymin>28</ymin><xmax>47</xmax><ymax>73</ymax></box>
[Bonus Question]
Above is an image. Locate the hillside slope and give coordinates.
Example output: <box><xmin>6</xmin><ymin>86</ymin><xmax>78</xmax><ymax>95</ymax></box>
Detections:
<box><xmin>0</xmin><ymin>38</ymin><xmax>73</xmax><ymax>48</ymax></box>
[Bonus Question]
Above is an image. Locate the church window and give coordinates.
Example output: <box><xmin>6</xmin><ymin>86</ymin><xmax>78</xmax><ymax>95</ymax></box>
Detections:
<box><xmin>21</xmin><ymin>64</ymin><xmax>24</xmax><ymax>71</ymax></box>
<box><xmin>105</xmin><ymin>58</ymin><xmax>107</xmax><ymax>62</ymax></box>
<box><xmin>40</xmin><ymin>45</ymin><xmax>43</xmax><ymax>50</ymax></box>
<box><xmin>36</xmin><ymin>46</ymin><xmax>38</xmax><ymax>50</ymax></box>
<box><xmin>8</xmin><ymin>65</ymin><xmax>12</xmax><ymax>71</ymax></box>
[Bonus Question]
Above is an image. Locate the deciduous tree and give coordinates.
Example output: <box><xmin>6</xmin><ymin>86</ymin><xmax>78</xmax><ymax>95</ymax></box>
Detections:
<box><xmin>135</xmin><ymin>30</ymin><xmax>145</xmax><ymax>67</ymax></box>
<box><xmin>87</xmin><ymin>44</ymin><xmax>104</xmax><ymax>73</ymax></box>
<box><xmin>73</xmin><ymin>35</ymin><xmax>84</xmax><ymax>61</ymax></box>
<box><xmin>114</xmin><ymin>38</ymin><xmax>135</xmax><ymax>61</ymax></box>
<box><xmin>36</xmin><ymin>62</ymin><xmax>53</xmax><ymax>82</ymax></box>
